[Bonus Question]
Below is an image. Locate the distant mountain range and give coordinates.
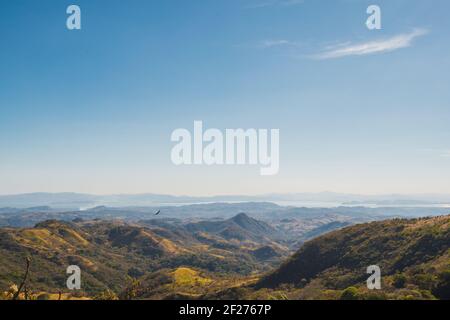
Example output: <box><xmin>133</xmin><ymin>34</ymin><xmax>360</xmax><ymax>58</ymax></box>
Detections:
<box><xmin>2</xmin><ymin>192</ymin><xmax>450</xmax><ymax>209</ymax></box>
<box><xmin>1</xmin><ymin>200</ymin><xmax>450</xmax><ymax>233</ymax></box>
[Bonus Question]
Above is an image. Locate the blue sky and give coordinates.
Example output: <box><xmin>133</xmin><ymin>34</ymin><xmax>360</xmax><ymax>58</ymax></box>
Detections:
<box><xmin>1</xmin><ymin>0</ymin><xmax>450</xmax><ymax>195</ymax></box>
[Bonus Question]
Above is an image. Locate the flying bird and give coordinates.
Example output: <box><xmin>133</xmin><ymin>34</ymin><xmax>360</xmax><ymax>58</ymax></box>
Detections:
<box><xmin>154</xmin><ymin>210</ymin><xmax>161</xmax><ymax>216</ymax></box>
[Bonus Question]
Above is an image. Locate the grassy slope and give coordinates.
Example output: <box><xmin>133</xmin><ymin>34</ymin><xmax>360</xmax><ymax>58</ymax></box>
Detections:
<box><xmin>245</xmin><ymin>215</ymin><xmax>449</xmax><ymax>299</ymax></box>
<box><xmin>0</xmin><ymin>219</ymin><xmax>275</xmax><ymax>298</ymax></box>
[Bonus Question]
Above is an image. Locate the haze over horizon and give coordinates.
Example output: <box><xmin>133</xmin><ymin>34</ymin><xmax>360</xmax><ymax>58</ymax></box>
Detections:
<box><xmin>2</xmin><ymin>190</ymin><xmax>450</xmax><ymax>210</ymax></box>
<box><xmin>3</xmin><ymin>190</ymin><xmax>450</xmax><ymax>197</ymax></box>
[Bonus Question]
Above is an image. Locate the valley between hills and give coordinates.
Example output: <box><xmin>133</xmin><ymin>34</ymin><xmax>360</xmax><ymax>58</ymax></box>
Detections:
<box><xmin>0</xmin><ymin>203</ymin><xmax>448</xmax><ymax>300</ymax></box>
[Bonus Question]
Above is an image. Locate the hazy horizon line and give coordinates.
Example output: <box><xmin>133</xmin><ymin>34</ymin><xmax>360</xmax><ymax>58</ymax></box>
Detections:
<box><xmin>2</xmin><ymin>191</ymin><xmax>450</xmax><ymax>197</ymax></box>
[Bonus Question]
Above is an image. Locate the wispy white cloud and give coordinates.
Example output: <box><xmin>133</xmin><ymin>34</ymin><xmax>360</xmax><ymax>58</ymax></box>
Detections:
<box><xmin>247</xmin><ymin>0</ymin><xmax>304</xmax><ymax>9</ymax></box>
<box><xmin>313</xmin><ymin>28</ymin><xmax>429</xmax><ymax>60</ymax></box>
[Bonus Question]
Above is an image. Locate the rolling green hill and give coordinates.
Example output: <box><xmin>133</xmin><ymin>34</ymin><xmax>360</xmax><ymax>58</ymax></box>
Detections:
<box><xmin>246</xmin><ymin>215</ymin><xmax>449</xmax><ymax>299</ymax></box>
<box><xmin>0</xmin><ymin>215</ymin><xmax>287</xmax><ymax>299</ymax></box>
<box><xmin>185</xmin><ymin>213</ymin><xmax>285</xmax><ymax>243</ymax></box>
<box><xmin>1</xmin><ymin>215</ymin><xmax>448</xmax><ymax>300</ymax></box>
